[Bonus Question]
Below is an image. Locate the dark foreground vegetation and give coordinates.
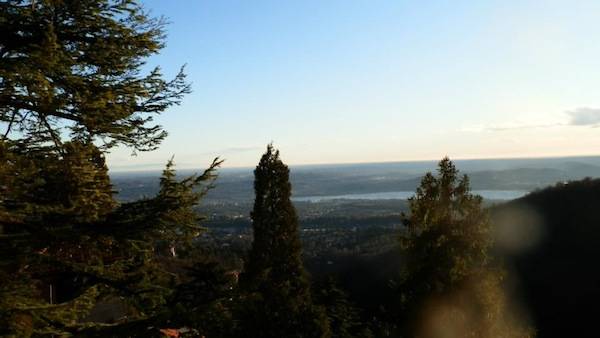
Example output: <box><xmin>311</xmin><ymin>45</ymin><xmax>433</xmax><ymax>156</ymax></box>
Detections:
<box><xmin>493</xmin><ymin>179</ymin><xmax>600</xmax><ymax>338</ymax></box>
<box><xmin>0</xmin><ymin>1</ymin><xmax>597</xmax><ymax>337</ymax></box>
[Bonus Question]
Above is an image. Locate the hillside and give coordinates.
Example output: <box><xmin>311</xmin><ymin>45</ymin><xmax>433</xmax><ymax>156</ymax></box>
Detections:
<box><xmin>492</xmin><ymin>178</ymin><xmax>600</xmax><ymax>337</ymax></box>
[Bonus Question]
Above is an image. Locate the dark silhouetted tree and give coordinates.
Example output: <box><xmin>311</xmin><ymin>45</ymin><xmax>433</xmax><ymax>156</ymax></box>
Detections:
<box><xmin>0</xmin><ymin>150</ymin><xmax>221</xmax><ymax>336</ymax></box>
<box><xmin>397</xmin><ymin>157</ymin><xmax>533</xmax><ymax>338</ymax></box>
<box><xmin>166</xmin><ymin>258</ymin><xmax>238</xmax><ymax>338</ymax></box>
<box><xmin>239</xmin><ymin>144</ymin><xmax>330</xmax><ymax>338</ymax></box>
<box><xmin>314</xmin><ymin>278</ymin><xmax>373</xmax><ymax>338</ymax></box>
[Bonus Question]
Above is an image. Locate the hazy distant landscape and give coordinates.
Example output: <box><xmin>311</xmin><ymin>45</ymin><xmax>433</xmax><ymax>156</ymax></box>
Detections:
<box><xmin>112</xmin><ymin>155</ymin><xmax>600</xmax><ymax>206</ymax></box>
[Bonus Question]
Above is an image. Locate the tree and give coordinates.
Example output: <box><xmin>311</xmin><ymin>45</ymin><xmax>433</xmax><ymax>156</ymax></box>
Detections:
<box><xmin>0</xmin><ymin>1</ymin><xmax>226</xmax><ymax>336</ymax></box>
<box><xmin>167</xmin><ymin>258</ymin><xmax>238</xmax><ymax>338</ymax></box>
<box><xmin>239</xmin><ymin>144</ymin><xmax>330</xmax><ymax>338</ymax></box>
<box><xmin>397</xmin><ymin>158</ymin><xmax>533</xmax><ymax>338</ymax></box>
<box><xmin>0</xmin><ymin>152</ymin><xmax>221</xmax><ymax>336</ymax></box>
<box><xmin>314</xmin><ymin>278</ymin><xmax>373</xmax><ymax>338</ymax></box>
<box><xmin>0</xmin><ymin>0</ymin><xmax>190</xmax><ymax>153</ymax></box>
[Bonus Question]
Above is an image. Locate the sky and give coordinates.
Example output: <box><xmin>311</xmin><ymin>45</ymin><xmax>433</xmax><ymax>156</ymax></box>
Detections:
<box><xmin>107</xmin><ymin>0</ymin><xmax>600</xmax><ymax>171</ymax></box>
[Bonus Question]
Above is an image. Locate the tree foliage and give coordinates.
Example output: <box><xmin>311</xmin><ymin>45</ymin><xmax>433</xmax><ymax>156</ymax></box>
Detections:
<box><xmin>0</xmin><ymin>146</ymin><xmax>221</xmax><ymax>336</ymax></box>
<box><xmin>399</xmin><ymin>158</ymin><xmax>491</xmax><ymax>296</ymax></box>
<box><xmin>167</xmin><ymin>258</ymin><xmax>238</xmax><ymax>338</ymax></box>
<box><xmin>240</xmin><ymin>144</ymin><xmax>330</xmax><ymax>338</ymax></box>
<box><xmin>314</xmin><ymin>278</ymin><xmax>373</xmax><ymax>338</ymax></box>
<box><xmin>397</xmin><ymin>157</ymin><xmax>533</xmax><ymax>338</ymax></box>
<box><xmin>0</xmin><ymin>0</ymin><xmax>190</xmax><ymax>153</ymax></box>
<box><xmin>0</xmin><ymin>1</ymin><xmax>209</xmax><ymax>335</ymax></box>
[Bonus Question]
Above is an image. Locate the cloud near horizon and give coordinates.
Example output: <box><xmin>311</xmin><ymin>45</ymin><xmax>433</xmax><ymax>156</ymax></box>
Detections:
<box><xmin>462</xmin><ymin>107</ymin><xmax>600</xmax><ymax>133</ymax></box>
<box><xmin>566</xmin><ymin>107</ymin><xmax>600</xmax><ymax>127</ymax></box>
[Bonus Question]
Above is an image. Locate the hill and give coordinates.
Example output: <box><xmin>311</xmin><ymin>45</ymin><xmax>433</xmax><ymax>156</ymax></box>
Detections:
<box><xmin>492</xmin><ymin>178</ymin><xmax>600</xmax><ymax>338</ymax></box>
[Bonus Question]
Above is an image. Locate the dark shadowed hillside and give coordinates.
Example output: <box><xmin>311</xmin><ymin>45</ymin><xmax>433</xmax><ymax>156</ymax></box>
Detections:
<box><xmin>492</xmin><ymin>178</ymin><xmax>600</xmax><ymax>338</ymax></box>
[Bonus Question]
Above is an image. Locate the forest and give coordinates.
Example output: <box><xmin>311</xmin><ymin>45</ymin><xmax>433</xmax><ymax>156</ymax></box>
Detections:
<box><xmin>1</xmin><ymin>1</ymin><xmax>597</xmax><ymax>337</ymax></box>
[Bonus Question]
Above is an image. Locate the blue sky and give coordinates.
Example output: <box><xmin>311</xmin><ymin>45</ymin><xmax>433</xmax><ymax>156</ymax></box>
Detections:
<box><xmin>107</xmin><ymin>0</ymin><xmax>600</xmax><ymax>171</ymax></box>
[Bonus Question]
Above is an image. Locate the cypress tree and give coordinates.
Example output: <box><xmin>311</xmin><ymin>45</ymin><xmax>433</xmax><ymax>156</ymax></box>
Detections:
<box><xmin>240</xmin><ymin>144</ymin><xmax>330</xmax><ymax>338</ymax></box>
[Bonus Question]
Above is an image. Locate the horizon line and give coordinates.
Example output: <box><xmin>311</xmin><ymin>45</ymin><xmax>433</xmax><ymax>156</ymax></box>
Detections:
<box><xmin>109</xmin><ymin>152</ymin><xmax>600</xmax><ymax>174</ymax></box>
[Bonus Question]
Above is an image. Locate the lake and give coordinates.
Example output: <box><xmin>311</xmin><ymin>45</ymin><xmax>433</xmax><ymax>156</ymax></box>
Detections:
<box><xmin>292</xmin><ymin>190</ymin><xmax>528</xmax><ymax>202</ymax></box>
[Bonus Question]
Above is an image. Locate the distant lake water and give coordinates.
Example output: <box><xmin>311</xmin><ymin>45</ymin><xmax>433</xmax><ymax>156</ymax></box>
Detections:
<box><xmin>293</xmin><ymin>190</ymin><xmax>528</xmax><ymax>202</ymax></box>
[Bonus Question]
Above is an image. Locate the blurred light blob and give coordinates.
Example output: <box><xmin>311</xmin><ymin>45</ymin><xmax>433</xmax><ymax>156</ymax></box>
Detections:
<box><xmin>493</xmin><ymin>205</ymin><xmax>544</xmax><ymax>254</ymax></box>
<box><xmin>416</xmin><ymin>273</ymin><xmax>534</xmax><ymax>338</ymax></box>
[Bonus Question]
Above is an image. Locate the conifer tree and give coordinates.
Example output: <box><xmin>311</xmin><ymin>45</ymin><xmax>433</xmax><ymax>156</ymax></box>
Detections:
<box><xmin>314</xmin><ymin>278</ymin><xmax>373</xmax><ymax>338</ymax></box>
<box><xmin>399</xmin><ymin>158</ymin><xmax>491</xmax><ymax>295</ymax></box>
<box><xmin>0</xmin><ymin>1</ymin><xmax>226</xmax><ymax>336</ymax></box>
<box><xmin>167</xmin><ymin>258</ymin><xmax>238</xmax><ymax>338</ymax></box>
<box><xmin>397</xmin><ymin>157</ymin><xmax>533</xmax><ymax>338</ymax></box>
<box><xmin>1</xmin><ymin>0</ymin><xmax>190</xmax><ymax>153</ymax></box>
<box><xmin>240</xmin><ymin>144</ymin><xmax>330</xmax><ymax>338</ymax></box>
<box><xmin>0</xmin><ymin>151</ymin><xmax>221</xmax><ymax>336</ymax></box>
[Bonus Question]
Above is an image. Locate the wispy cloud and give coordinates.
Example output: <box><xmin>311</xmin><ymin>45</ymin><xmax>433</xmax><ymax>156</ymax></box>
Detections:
<box><xmin>484</xmin><ymin>123</ymin><xmax>563</xmax><ymax>132</ymax></box>
<box><xmin>566</xmin><ymin>107</ymin><xmax>600</xmax><ymax>127</ymax></box>
<box><xmin>461</xmin><ymin>107</ymin><xmax>600</xmax><ymax>133</ymax></box>
<box><xmin>459</xmin><ymin>122</ymin><xmax>563</xmax><ymax>133</ymax></box>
